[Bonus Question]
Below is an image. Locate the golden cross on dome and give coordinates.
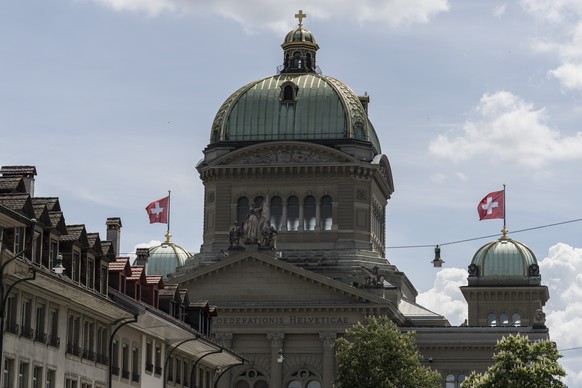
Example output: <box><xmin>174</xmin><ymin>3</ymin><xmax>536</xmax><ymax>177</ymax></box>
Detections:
<box><xmin>295</xmin><ymin>10</ymin><xmax>307</xmax><ymax>28</ymax></box>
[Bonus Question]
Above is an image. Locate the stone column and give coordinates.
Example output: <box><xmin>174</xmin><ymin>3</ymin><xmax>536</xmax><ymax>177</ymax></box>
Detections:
<box><xmin>319</xmin><ymin>333</ymin><xmax>336</xmax><ymax>388</ymax></box>
<box><xmin>315</xmin><ymin>200</ymin><xmax>321</xmax><ymax>231</ymax></box>
<box><xmin>214</xmin><ymin>333</ymin><xmax>234</xmax><ymax>388</ymax></box>
<box><xmin>281</xmin><ymin>201</ymin><xmax>288</xmax><ymax>231</ymax></box>
<box><xmin>298</xmin><ymin>201</ymin><xmax>304</xmax><ymax>231</ymax></box>
<box><xmin>267</xmin><ymin>332</ymin><xmax>285</xmax><ymax>388</ymax></box>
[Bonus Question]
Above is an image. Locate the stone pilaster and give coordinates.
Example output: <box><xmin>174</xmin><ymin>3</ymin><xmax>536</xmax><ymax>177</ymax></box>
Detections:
<box><xmin>267</xmin><ymin>332</ymin><xmax>285</xmax><ymax>388</ymax></box>
<box><xmin>320</xmin><ymin>333</ymin><xmax>336</xmax><ymax>388</ymax></box>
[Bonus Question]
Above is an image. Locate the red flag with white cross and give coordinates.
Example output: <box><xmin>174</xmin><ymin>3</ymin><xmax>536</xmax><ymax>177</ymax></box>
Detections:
<box><xmin>146</xmin><ymin>196</ymin><xmax>169</xmax><ymax>224</ymax></box>
<box><xmin>477</xmin><ymin>190</ymin><xmax>504</xmax><ymax>220</ymax></box>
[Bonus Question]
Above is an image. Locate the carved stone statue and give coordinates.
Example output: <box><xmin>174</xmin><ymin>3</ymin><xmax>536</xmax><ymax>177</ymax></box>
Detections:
<box><xmin>243</xmin><ymin>201</ymin><xmax>267</xmax><ymax>243</ymax></box>
<box><xmin>533</xmin><ymin>308</ymin><xmax>546</xmax><ymax>328</ymax></box>
<box><xmin>229</xmin><ymin>221</ymin><xmax>243</xmax><ymax>249</ymax></box>
<box><xmin>260</xmin><ymin>221</ymin><xmax>278</xmax><ymax>248</ymax></box>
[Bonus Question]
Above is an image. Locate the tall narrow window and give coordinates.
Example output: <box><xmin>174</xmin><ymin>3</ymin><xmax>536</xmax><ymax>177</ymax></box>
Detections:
<box><xmin>155</xmin><ymin>344</ymin><xmax>162</xmax><ymax>375</ymax></box>
<box><xmin>86</xmin><ymin>260</ymin><xmax>95</xmax><ymax>290</ymax></box>
<box><xmin>48</xmin><ymin>308</ymin><xmax>59</xmax><ymax>348</ymax></box>
<box><xmin>122</xmin><ymin>343</ymin><xmax>129</xmax><ymax>379</ymax></box>
<box><xmin>111</xmin><ymin>340</ymin><xmax>119</xmax><ymax>376</ymax></box>
<box><xmin>83</xmin><ymin>321</ymin><xmax>95</xmax><ymax>360</ymax></box>
<box><xmin>96</xmin><ymin>326</ymin><xmax>107</xmax><ymax>364</ymax></box>
<box><xmin>270</xmin><ymin>197</ymin><xmax>283</xmax><ymax>230</ymax></box>
<box><xmin>72</xmin><ymin>252</ymin><xmax>80</xmax><ymax>282</ymax></box>
<box><xmin>46</xmin><ymin>369</ymin><xmax>56</xmax><ymax>388</ymax></box>
<box><xmin>3</xmin><ymin>358</ymin><xmax>14</xmax><ymax>388</ymax></box>
<box><xmin>35</xmin><ymin>303</ymin><xmax>46</xmax><ymax>343</ymax></box>
<box><xmin>49</xmin><ymin>240</ymin><xmax>58</xmax><ymax>271</ymax></box>
<box><xmin>320</xmin><ymin>196</ymin><xmax>333</xmax><ymax>230</ymax></box>
<box><xmin>18</xmin><ymin>361</ymin><xmax>29</xmax><ymax>388</ymax></box>
<box><xmin>100</xmin><ymin>265</ymin><xmax>108</xmax><ymax>295</ymax></box>
<box><xmin>287</xmin><ymin>196</ymin><xmax>299</xmax><ymax>231</ymax></box>
<box><xmin>32</xmin><ymin>366</ymin><xmax>42</xmax><ymax>388</ymax></box>
<box><xmin>20</xmin><ymin>298</ymin><xmax>32</xmax><ymax>339</ymax></box>
<box><xmin>132</xmin><ymin>346</ymin><xmax>140</xmax><ymax>382</ymax></box>
<box><xmin>5</xmin><ymin>294</ymin><xmax>17</xmax><ymax>334</ymax></box>
<box><xmin>237</xmin><ymin>197</ymin><xmax>249</xmax><ymax>225</ymax></box>
<box><xmin>303</xmin><ymin>196</ymin><xmax>316</xmax><ymax>231</ymax></box>
<box><xmin>487</xmin><ymin>313</ymin><xmax>497</xmax><ymax>327</ymax></box>
<box><xmin>146</xmin><ymin>341</ymin><xmax>153</xmax><ymax>372</ymax></box>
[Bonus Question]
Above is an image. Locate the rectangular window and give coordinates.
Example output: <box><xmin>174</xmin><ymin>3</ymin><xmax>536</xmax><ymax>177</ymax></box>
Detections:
<box><xmin>14</xmin><ymin>227</ymin><xmax>23</xmax><ymax>254</ymax></box>
<box><xmin>67</xmin><ymin>314</ymin><xmax>81</xmax><ymax>356</ymax></box>
<box><xmin>175</xmin><ymin>358</ymin><xmax>181</xmax><ymax>384</ymax></box>
<box><xmin>46</xmin><ymin>369</ymin><xmax>55</xmax><ymax>388</ymax></box>
<box><xmin>145</xmin><ymin>341</ymin><xmax>153</xmax><ymax>372</ymax></box>
<box><xmin>21</xmin><ymin>297</ymin><xmax>33</xmax><ymax>339</ymax></box>
<box><xmin>100</xmin><ymin>265</ymin><xmax>108</xmax><ymax>295</ymax></box>
<box><xmin>155</xmin><ymin>344</ymin><xmax>162</xmax><ymax>375</ymax></box>
<box><xmin>33</xmin><ymin>366</ymin><xmax>42</xmax><ymax>388</ymax></box>
<box><xmin>18</xmin><ymin>361</ymin><xmax>29</xmax><ymax>388</ymax></box>
<box><xmin>35</xmin><ymin>304</ymin><xmax>46</xmax><ymax>343</ymax></box>
<box><xmin>5</xmin><ymin>294</ymin><xmax>18</xmax><ymax>334</ymax></box>
<box><xmin>48</xmin><ymin>308</ymin><xmax>59</xmax><ymax>348</ymax></box>
<box><xmin>96</xmin><ymin>326</ymin><xmax>108</xmax><ymax>365</ymax></box>
<box><xmin>86</xmin><ymin>259</ymin><xmax>95</xmax><ymax>290</ymax></box>
<box><xmin>72</xmin><ymin>252</ymin><xmax>80</xmax><ymax>282</ymax></box>
<box><xmin>49</xmin><ymin>240</ymin><xmax>58</xmax><ymax>271</ymax></box>
<box><xmin>83</xmin><ymin>321</ymin><xmax>95</xmax><ymax>360</ymax></box>
<box><xmin>81</xmin><ymin>382</ymin><xmax>92</xmax><ymax>388</ymax></box>
<box><xmin>131</xmin><ymin>346</ymin><xmax>140</xmax><ymax>382</ymax></box>
<box><xmin>3</xmin><ymin>358</ymin><xmax>14</xmax><ymax>388</ymax></box>
<box><xmin>65</xmin><ymin>377</ymin><xmax>77</xmax><ymax>388</ymax></box>
<box><xmin>111</xmin><ymin>340</ymin><xmax>119</xmax><ymax>376</ymax></box>
<box><xmin>122</xmin><ymin>343</ymin><xmax>129</xmax><ymax>379</ymax></box>
<box><xmin>183</xmin><ymin>360</ymin><xmax>189</xmax><ymax>386</ymax></box>
<box><xmin>33</xmin><ymin>230</ymin><xmax>42</xmax><ymax>264</ymax></box>
<box><xmin>167</xmin><ymin>356</ymin><xmax>174</xmax><ymax>382</ymax></box>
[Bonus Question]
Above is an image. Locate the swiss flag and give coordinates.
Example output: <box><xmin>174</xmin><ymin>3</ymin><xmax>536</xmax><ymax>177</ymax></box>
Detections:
<box><xmin>477</xmin><ymin>190</ymin><xmax>504</xmax><ymax>220</ymax></box>
<box><xmin>146</xmin><ymin>196</ymin><xmax>169</xmax><ymax>224</ymax></box>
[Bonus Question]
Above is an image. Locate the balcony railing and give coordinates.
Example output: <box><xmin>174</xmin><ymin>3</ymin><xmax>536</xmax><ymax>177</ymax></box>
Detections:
<box><xmin>145</xmin><ymin>363</ymin><xmax>153</xmax><ymax>372</ymax></box>
<box><xmin>34</xmin><ymin>332</ymin><xmax>47</xmax><ymax>344</ymax></box>
<box><xmin>121</xmin><ymin>370</ymin><xmax>130</xmax><ymax>380</ymax></box>
<box><xmin>83</xmin><ymin>349</ymin><xmax>96</xmax><ymax>361</ymax></box>
<box><xmin>131</xmin><ymin>373</ymin><xmax>140</xmax><ymax>383</ymax></box>
<box><xmin>96</xmin><ymin>353</ymin><xmax>109</xmax><ymax>365</ymax></box>
<box><xmin>66</xmin><ymin>343</ymin><xmax>83</xmax><ymax>357</ymax></box>
<box><xmin>155</xmin><ymin>366</ymin><xmax>162</xmax><ymax>375</ymax></box>
<box><xmin>47</xmin><ymin>335</ymin><xmax>60</xmax><ymax>348</ymax></box>
<box><xmin>20</xmin><ymin>326</ymin><xmax>34</xmax><ymax>339</ymax></box>
<box><xmin>5</xmin><ymin>322</ymin><xmax>19</xmax><ymax>335</ymax></box>
<box><xmin>111</xmin><ymin>366</ymin><xmax>120</xmax><ymax>376</ymax></box>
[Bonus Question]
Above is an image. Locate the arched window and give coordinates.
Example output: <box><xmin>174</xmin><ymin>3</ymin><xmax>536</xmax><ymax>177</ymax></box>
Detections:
<box><xmin>445</xmin><ymin>374</ymin><xmax>455</xmax><ymax>388</ymax></box>
<box><xmin>305</xmin><ymin>53</ymin><xmax>313</xmax><ymax>71</ymax></box>
<box><xmin>288</xmin><ymin>382</ymin><xmax>301</xmax><ymax>388</ymax></box>
<box><xmin>237</xmin><ymin>197</ymin><xmax>249</xmax><ymax>225</ymax></box>
<box><xmin>270</xmin><ymin>197</ymin><xmax>283</xmax><ymax>230</ymax></box>
<box><xmin>283</xmin><ymin>85</ymin><xmax>294</xmax><ymax>102</ymax></box>
<box><xmin>287</xmin><ymin>196</ymin><xmax>299</xmax><ymax>231</ymax></box>
<box><xmin>293</xmin><ymin>51</ymin><xmax>302</xmax><ymax>69</ymax></box>
<box><xmin>306</xmin><ymin>382</ymin><xmax>321</xmax><ymax>388</ymax></box>
<box><xmin>303</xmin><ymin>196</ymin><xmax>316</xmax><ymax>230</ymax></box>
<box><xmin>500</xmin><ymin>313</ymin><xmax>509</xmax><ymax>326</ymax></box>
<box><xmin>286</xmin><ymin>369</ymin><xmax>320</xmax><ymax>388</ymax></box>
<box><xmin>236</xmin><ymin>369</ymin><xmax>268</xmax><ymax>388</ymax></box>
<box><xmin>320</xmin><ymin>196</ymin><xmax>332</xmax><ymax>230</ymax></box>
<box><xmin>254</xmin><ymin>381</ymin><xmax>269</xmax><ymax>388</ymax></box>
<box><xmin>512</xmin><ymin>313</ymin><xmax>521</xmax><ymax>326</ymax></box>
<box><xmin>487</xmin><ymin>313</ymin><xmax>497</xmax><ymax>327</ymax></box>
<box><xmin>236</xmin><ymin>381</ymin><xmax>250</xmax><ymax>388</ymax></box>
<box><xmin>458</xmin><ymin>374</ymin><xmax>466</xmax><ymax>385</ymax></box>
<box><xmin>254</xmin><ymin>196</ymin><xmax>264</xmax><ymax>208</ymax></box>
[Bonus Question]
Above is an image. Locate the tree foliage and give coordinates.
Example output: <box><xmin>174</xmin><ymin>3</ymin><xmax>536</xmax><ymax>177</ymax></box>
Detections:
<box><xmin>334</xmin><ymin>316</ymin><xmax>441</xmax><ymax>388</ymax></box>
<box><xmin>462</xmin><ymin>334</ymin><xmax>566</xmax><ymax>388</ymax></box>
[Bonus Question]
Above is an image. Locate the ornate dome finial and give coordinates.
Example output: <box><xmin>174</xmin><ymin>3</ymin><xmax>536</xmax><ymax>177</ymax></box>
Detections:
<box><xmin>295</xmin><ymin>9</ymin><xmax>307</xmax><ymax>29</ymax></box>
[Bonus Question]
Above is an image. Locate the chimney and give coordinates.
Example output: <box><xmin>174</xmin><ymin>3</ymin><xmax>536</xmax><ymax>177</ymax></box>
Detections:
<box><xmin>0</xmin><ymin>166</ymin><xmax>37</xmax><ymax>197</ymax></box>
<box><xmin>106</xmin><ymin>217</ymin><xmax>122</xmax><ymax>256</ymax></box>
<box><xmin>134</xmin><ymin>248</ymin><xmax>150</xmax><ymax>271</ymax></box>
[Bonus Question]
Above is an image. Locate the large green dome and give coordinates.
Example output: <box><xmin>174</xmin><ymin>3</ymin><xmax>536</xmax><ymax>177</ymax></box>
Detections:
<box><xmin>208</xmin><ymin>21</ymin><xmax>381</xmax><ymax>156</ymax></box>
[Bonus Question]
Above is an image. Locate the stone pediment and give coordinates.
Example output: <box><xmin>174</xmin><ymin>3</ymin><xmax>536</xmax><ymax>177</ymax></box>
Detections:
<box><xmin>211</xmin><ymin>142</ymin><xmax>358</xmax><ymax>167</ymax></box>
<box><xmin>171</xmin><ymin>251</ymin><xmax>403</xmax><ymax>321</ymax></box>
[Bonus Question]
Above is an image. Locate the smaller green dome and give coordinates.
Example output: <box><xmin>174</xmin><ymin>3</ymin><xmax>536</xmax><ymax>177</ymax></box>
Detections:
<box><xmin>147</xmin><ymin>233</ymin><xmax>192</xmax><ymax>278</ymax></box>
<box><xmin>284</xmin><ymin>28</ymin><xmax>317</xmax><ymax>45</ymax></box>
<box><xmin>468</xmin><ymin>235</ymin><xmax>540</xmax><ymax>283</ymax></box>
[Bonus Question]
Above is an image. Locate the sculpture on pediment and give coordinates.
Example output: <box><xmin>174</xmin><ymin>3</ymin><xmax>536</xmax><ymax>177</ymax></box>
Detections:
<box><xmin>243</xmin><ymin>201</ymin><xmax>268</xmax><ymax>244</ymax></box>
<box><xmin>361</xmin><ymin>265</ymin><xmax>385</xmax><ymax>288</ymax></box>
<box><xmin>229</xmin><ymin>222</ymin><xmax>244</xmax><ymax>250</ymax></box>
<box><xmin>259</xmin><ymin>221</ymin><xmax>278</xmax><ymax>249</ymax></box>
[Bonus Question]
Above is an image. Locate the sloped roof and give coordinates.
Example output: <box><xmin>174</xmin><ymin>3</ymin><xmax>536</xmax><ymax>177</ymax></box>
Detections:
<box><xmin>0</xmin><ymin>177</ymin><xmax>26</xmax><ymax>193</ymax></box>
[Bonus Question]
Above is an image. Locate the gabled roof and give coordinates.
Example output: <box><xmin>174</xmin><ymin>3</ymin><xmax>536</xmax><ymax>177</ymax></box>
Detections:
<box><xmin>34</xmin><ymin>197</ymin><xmax>61</xmax><ymax>212</ymax></box>
<box><xmin>48</xmin><ymin>211</ymin><xmax>67</xmax><ymax>234</ymax></box>
<box><xmin>101</xmin><ymin>241</ymin><xmax>116</xmax><ymax>261</ymax></box>
<box><xmin>0</xmin><ymin>194</ymin><xmax>35</xmax><ymax>219</ymax></box>
<box><xmin>127</xmin><ymin>265</ymin><xmax>146</xmax><ymax>283</ymax></box>
<box><xmin>145</xmin><ymin>275</ymin><xmax>164</xmax><ymax>288</ymax></box>
<box><xmin>0</xmin><ymin>177</ymin><xmax>26</xmax><ymax>193</ymax></box>
<box><xmin>109</xmin><ymin>257</ymin><xmax>132</xmax><ymax>275</ymax></box>
<box><xmin>171</xmin><ymin>251</ymin><xmax>405</xmax><ymax>323</ymax></box>
<box><xmin>31</xmin><ymin>203</ymin><xmax>52</xmax><ymax>227</ymax></box>
<box><xmin>159</xmin><ymin>284</ymin><xmax>178</xmax><ymax>297</ymax></box>
<box><xmin>60</xmin><ymin>224</ymin><xmax>89</xmax><ymax>247</ymax></box>
<box><xmin>86</xmin><ymin>233</ymin><xmax>103</xmax><ymax>256</ymax></box>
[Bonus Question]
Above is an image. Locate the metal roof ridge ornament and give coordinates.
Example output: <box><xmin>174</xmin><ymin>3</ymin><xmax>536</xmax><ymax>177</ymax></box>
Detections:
<box><xmin>295</xmin><ymin>9</ymin><xmax>307</xmax><ymax>29</ymax></box>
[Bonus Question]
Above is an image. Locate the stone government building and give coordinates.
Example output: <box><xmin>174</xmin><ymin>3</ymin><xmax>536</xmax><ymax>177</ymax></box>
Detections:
<box><xmin>162</xmin><ymin>12</ymin><xmax>553</xmax><ymax>388</ymax></box>
<box><xmin>0</xmin><ymin>11</ymin><xmax>553</xmax><ymax>388</ymax></box>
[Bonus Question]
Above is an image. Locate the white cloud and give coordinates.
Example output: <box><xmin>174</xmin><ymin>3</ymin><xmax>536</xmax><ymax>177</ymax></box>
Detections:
<box><xmin>493</xmin><ymin>4</ymin><xmax>506</xmax><ymax>17</ymax></box>
<box><xmin>429</xmin><ymin>91</ymin><xmax>582</xmax><ymax>169</ymax></box>
<box><xmin>521</xmin><ymin>1</ymin><xmax>582</xmax><ymax>91</ymax></box>
<box><xmin>417</xmin><ymin>267</ymin><xmax>468</xmax><ymax>326</ymax></box>
<box><xmin>85</xmin><ymin>0</ymin><xmax>449</xmax><ymax>30</ymax></box>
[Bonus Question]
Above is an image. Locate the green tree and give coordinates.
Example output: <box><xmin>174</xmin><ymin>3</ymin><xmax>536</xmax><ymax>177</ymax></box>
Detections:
<box><xmin>462</xmin><ymin>334</ymin><xmax>566</xmax><ymax>388</ymax></box>
<box><xmin>334</xmin><ymin>316</ymin><xmax>441</xmax><ymax>388</ymax></box>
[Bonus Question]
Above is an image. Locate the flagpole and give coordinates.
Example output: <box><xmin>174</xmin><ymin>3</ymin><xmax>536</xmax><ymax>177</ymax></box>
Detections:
<box><xmin>502</xmin><ymin>184</ymin><xmax>507</xmax><ymax>237</ymax></box>
<box><xmin>167</xmin><ymin>190</ymin><xmax>171</xmax><ymax>237</ymax></box>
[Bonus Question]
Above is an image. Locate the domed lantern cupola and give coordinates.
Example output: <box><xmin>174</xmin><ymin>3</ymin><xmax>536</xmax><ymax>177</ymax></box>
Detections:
<box><xmin>280</xmin><ymin>10</ymin><xmax>320</xmax><ymax>74</ymax></box>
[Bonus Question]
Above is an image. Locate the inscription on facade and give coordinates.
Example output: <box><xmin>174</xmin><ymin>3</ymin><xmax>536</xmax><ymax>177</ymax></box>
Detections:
<box><xmin>214</xmin><ymin>316</ymin><xmax>350</xmax><ymax>326</ymax></box>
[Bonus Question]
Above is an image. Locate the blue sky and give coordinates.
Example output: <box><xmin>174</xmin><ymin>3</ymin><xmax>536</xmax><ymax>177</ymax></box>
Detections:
<box><xmin>2</xmin><ymin>0</ymin><xmax>582</xmax><ymax>383</ymax></box>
